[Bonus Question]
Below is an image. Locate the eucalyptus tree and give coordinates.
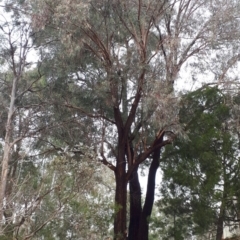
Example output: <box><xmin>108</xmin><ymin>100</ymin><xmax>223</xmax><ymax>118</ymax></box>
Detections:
<box><xmin>0</xmin><ymin>1</ymin><xmax>56</xmax><ymax>237</ymax></box>
<box><xmin>30</xmin><ymin>0</ymin><xmax>240</xmax><ymax>239</ymax></box>
<box><xmin>0</xmin><ymin>3</ymin><xmax>37</xmax><ymax>229</ymax></box>
<box><xmin>0</xmin><ymin>1</ymin><xmax>115</xmax><ymax>239</ymax></box>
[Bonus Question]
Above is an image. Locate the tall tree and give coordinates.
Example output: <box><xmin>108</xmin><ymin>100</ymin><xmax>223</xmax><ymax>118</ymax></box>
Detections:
<box><xmin>0</xmin><ymin>1</ymin><xmax>43</xmax><ymax>231</ymax></box>
<box><xmin>0</xmin><ymin>1</ymin><xmax>67</xmax><ymax>237</ymax></box>
<box><xmin>30</xmin><ymin>0</ymin><xmax>240</xmax><ymax>239</ymax></box>
<box><xmin>0</xmin><ymin>1</ymin><xmax>115</xmax><ymax>239</ymax></box>
<box><xmin>159</xmin><ymin>87</ymin><xmax>240</xmax><ymax>240</ymax></box>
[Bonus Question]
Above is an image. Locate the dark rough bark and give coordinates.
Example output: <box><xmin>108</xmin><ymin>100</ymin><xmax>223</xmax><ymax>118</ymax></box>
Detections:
<box><xmin>114</xmin><ymin>146</ymin><xmax>127</xmax><ymax>240</ymax></box>
<box><xmin>215</xmin><ymin>215</ymin><xmax>223</xmax><ymax>240</ymax></box>
<box><xmin>114</xmin><ymin>173</ymin><xmax>127</xmax><ymax>240</ymax></box>
<box><xmin>138</xmin><ymin>138</ymin><xmax>163</xmax><ymax>240</ymax></box>
<box><xmin>125</xmin><ymin>134</ymin><xmax>164</xmax><ymax>240</ymax></box>
<box><xmin>128</xmin><ymin>167</ymin><xmax>142</xmax><ymax>240</ymax></box>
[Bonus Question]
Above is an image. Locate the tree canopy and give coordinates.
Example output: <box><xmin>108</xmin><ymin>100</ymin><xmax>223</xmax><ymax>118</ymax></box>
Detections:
<box><xmin>0</xmin><ymin>0</ymin><xmax>240</xmax><ymax>239</ymax></box>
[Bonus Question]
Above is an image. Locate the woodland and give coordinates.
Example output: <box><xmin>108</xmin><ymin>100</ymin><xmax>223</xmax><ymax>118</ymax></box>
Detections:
<box><xmin>1</xmin><ymin>0</ymin><xmax>240</xmax><ymax>240</ymax></box>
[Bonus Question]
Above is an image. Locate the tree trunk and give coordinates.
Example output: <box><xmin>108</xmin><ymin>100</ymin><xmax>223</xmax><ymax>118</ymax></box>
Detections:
<box><xmin>114</xmin><ymin>151</ymin><xmax>127</xmax><ymax>240</ymax></box>
<box><xmin>216</xmin><ymin>213</ymin><xmax>224</xmax><ymax>240</ymax></box>
<box><xmin>128</xmin><ymin>167</ymin><xmax>142</xmax><ymax>240</ymax></box>
<box><xmin>138</xmin><ymin>146</ymin><xmax>162</xmax><ymax>240</ymax></box>
<box><xmin>216</xmin><ymin>188</ymin><xmax>226</xmax><ymax>240</ymax></box>
<box><xmin>0</xmin><ymin>77</ymin><xmax>17</xmax><ymax>226</ymax></box>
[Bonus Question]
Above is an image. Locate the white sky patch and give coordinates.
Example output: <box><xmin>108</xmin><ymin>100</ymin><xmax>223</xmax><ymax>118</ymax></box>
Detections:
<box><xmin>139</xmin><ymin>167</ymin><xmax>163</xmax><ymax>198</ymax></box>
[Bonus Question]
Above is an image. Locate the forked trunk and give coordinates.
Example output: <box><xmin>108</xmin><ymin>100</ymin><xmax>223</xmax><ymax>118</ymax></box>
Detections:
<box><xmin>138</xmin><ymin>146</ymin><xmax>161</xmax><ymax>240</ymax></box>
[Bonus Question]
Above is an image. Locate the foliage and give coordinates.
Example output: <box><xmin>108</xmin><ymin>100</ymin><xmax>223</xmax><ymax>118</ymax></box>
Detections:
<box><xmin>29</xmin><ymin>0</ymin><xmax>240</xmax><ymax>239</ymax></box>
<box><xmin>8</xmin><ymin>145</ymin><xmax>115</xmax><ymax>239</ymax></box>
<box><xmin>0</xmin><ymin>0</ymin><xmax>240</xmax><ymax>239</ymax></box>
<box><xmin>158</xmin><ymin>87</ymin><xmax>240</xmax><ymax>239</ymax></box>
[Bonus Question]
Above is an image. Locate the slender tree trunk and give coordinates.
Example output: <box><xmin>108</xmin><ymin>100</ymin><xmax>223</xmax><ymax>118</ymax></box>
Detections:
<box><xmin>128</xmin><ymin>167</ymin><xmax>142</xmax><ymax>239</ymax></box>
<box><xmin>138</xmin><ymin>144</ymin><xmax>162</xmax><ymax>240</ymax></box>
<box><xmin>4</xmin><ymin>144</ymin><xmax>21</xmax><ymax>237</ymax></box>
<box><xmin>216</xmin><ymin>157</ymin><xmax>228</xmax><ymax>240</ymax></box>
<box><xmin>216</xmin><ymin>187</ymin><xmax>226</xmax><ymax>240</ymax></box>
<box><xmin>0</xmin><ymin>77</ymin><xmax>17</xmax><ymax>227</ymax></box>
<box><xmin>216</xmin><ymin>211</ymin><xmax>224</xmax><ymax>240</ymax></box>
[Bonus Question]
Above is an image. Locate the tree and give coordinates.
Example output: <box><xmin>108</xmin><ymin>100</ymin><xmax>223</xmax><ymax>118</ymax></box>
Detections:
<box><xmin>0</xmin><ymin>2</ymin><xmax>45</xmax><ymax>234</ymax></box>
<box><xmin>0</xmin><ymin>2</ymin><xmax>88</xmax><ymax>238</ymax></box>
<box><xmin>29</xmin><ymin>0</ymin><xmax>240</xmax><ymax>239</ymax></box>
<box><xmin>0</xmin><ymin>1</ymin><xmax>124</xmax><ymax>239</ymax></box>
<box><xmin>159</xmin><ymin>87</ymin><xmax>240</xmax><ymax>240</ymax></box>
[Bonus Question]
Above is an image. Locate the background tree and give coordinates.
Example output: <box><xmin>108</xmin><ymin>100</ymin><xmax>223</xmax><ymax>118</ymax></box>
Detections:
<box><xmin>0</xmin><ymin>2</ymin><xmax>45</xmax><ymax>235</ymax></box>
<box><xmin>0</xmin><ymin>2</ymin><xmax>114</xmax><ymax>239</ymax></box>
<box><xmin>159</xmin><ymin>87</ymin><xmax>240</xmax><ymax>240</ymax></box>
